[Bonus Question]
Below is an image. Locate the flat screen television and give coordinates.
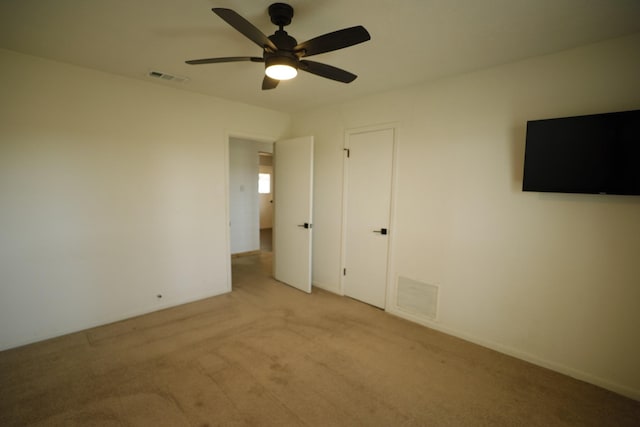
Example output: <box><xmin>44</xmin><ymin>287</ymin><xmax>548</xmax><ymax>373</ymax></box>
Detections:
<box><xmin>522</xmin><ymin>109</ymin><xmax>640</xmax><ymax>195</ymax></box>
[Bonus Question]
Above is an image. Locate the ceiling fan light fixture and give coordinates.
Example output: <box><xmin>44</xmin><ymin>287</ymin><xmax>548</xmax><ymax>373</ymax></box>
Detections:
<box><xmin>265</xmin><ymin>64</ymin><xmax>297</xmax><ymax>80</ymax></box>
<box><xmin>265</xmin><ymin>56</ymin><xmax>298</xmax><ymax>80</ymax></box>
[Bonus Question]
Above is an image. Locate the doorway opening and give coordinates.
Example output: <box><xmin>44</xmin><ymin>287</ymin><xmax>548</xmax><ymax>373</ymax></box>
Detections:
<box><xmin>227</xmin><ymin>134</ymin><xmax>315</xmax><ymax>294</ymax></box>
<box><xmin>258</xmin><ymin>152</ymin><xmax>273</xmax><ymax>253</ymax></box>
<box><xmin>228</xmin><ymin>137</ymin><xmax>274</xmax><ymax>287</ymax></box>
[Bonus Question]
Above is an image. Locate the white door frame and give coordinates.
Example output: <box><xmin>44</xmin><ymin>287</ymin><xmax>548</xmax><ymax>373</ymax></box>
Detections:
<box><xmin>340</xmin><ymin>123</ymin><xmax>400</xmax><ymax>310</ymax></box>
<box><xmin>225</xmin><ymin>131</ymin><xmax>277</xmax><ymax>292</ymax></box>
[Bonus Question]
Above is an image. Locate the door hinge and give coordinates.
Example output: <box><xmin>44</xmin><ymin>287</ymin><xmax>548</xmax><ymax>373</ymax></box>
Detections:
<box><xmin>343</xmin><ymin>268</ymin><xmax>347</xmax><ymax>276</ymax></box>
<box><xmin>343</xmin><ymin>148</ymin><xmax>350</xmax><ymax>158</ymax></box>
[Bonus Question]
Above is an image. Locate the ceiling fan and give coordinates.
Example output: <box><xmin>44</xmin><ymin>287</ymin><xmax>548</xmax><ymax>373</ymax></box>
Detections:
<box><xmin>185</xmin><ymin>3</ymin><xmax>371</xmax><ymax>90</ymax></box>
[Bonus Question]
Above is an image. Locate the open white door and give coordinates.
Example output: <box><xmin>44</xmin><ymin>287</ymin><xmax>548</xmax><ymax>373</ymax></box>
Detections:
<box><xmin>273</xmin><ymin>136</ymin><xmax>314</xmax><ymax>293</ymax></box>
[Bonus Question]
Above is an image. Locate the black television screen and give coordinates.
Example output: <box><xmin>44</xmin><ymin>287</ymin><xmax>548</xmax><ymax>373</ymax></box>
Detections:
<box><xmin>522</xmin><ymin>109</ymin><xmax>640</xmax><ymax>195</ymax></box>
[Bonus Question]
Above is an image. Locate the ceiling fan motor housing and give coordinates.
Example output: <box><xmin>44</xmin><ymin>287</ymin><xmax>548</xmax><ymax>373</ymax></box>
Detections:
<box><xmin>267</xmin><ymin>28</ymin><xmax>299</xmax><ymax>71</ymax></box>
<box><xmin>265</xmin><ymin>52</ymin><xmax>298</xmax><ymax>71</ymax></box>
<box><xmin>268</xmin><ymin>30</ymin><xmax>297</xmax><ymax>51</ymax></box>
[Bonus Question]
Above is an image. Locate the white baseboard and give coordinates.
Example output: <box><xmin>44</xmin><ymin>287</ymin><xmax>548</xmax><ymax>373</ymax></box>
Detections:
<box><xmin>1</xmin><ymin>288</ymin><xmax>231</xmax><ymax>352</ymax></box>
<box><xmin>386</xmin><ymin>305</ymin><xmax>640</xmax><ymax>402</ymax></box>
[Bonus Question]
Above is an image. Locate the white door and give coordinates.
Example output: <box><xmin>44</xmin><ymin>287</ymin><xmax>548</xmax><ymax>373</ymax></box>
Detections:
<box><xmin>343</xmin><ymin>128</ymin><xmax>395</xmax><ymax>308</ymax></box>
<box><xmin>273</xmin><ymin>136</ymin><xmax>314</xmax><ymax>293</ymax></box>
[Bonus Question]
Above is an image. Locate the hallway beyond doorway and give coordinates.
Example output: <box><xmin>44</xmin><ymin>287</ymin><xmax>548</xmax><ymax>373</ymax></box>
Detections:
<box><xmin>260</xmin><ymin>228</ymin><xmax>272</xmax><ymax>252</ymax></box>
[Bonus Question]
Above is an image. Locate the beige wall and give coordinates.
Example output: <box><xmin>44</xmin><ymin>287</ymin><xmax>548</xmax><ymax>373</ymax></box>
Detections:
<box><xmin>292</xmin><ymin>33</ymin><xmax>640</xmax><ymax>399</ymax></box>
<box><xmin>0</xmin><ymin>48</ymin><xmax>290</xmax><ymax>350</ymax></box>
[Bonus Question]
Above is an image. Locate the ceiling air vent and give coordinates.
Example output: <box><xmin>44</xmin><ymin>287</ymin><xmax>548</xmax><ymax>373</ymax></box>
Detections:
<box><xmin>147</xmin><ymin>70</ymin><xmax>190</xmax><ymax>84</ymax></box>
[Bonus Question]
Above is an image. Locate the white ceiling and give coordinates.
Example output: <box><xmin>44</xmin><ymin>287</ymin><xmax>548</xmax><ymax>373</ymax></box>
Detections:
<box><xmin>2</xmin><ymin>0</ymin><xmax>640</xmax><ymax>113</ymax></box>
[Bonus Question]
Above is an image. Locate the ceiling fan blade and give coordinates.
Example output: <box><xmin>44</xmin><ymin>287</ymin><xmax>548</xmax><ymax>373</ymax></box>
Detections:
<box><xmin>294</xmin><ymin>26</ymin><xmax>370</xmax><ymax>58</ymax></box>
<box><xmin>262</xmin><ymin>76</ymin><xmax>279</xmax><ymax>90</ymax></box>
<box><xmin>299</xmin><ymin>60</ymin><xmax>357</xmax><ymax>83</ymax></box>
<box><xmin>212</xmin><ymin>8</ymin><xmax>277</xmax><ymax>52</ymax></box>
<box><xmin>185</xmin><ymin>56</ymin><xmax>263</xmax><ymax>65</ymax></box>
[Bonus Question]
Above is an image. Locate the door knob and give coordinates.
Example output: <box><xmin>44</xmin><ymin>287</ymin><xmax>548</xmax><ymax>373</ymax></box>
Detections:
<box><xmin>297</xmin><ymin>222</ymin><xmax>312</xmax><ymax>229</ymax></box>
<box><xmin>373</xmin><ymin>228</ymin><xmax>388</xmax><ymax>235</ymax></box>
